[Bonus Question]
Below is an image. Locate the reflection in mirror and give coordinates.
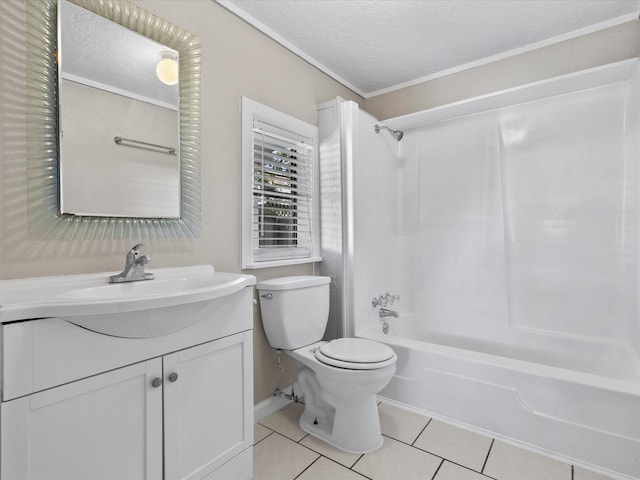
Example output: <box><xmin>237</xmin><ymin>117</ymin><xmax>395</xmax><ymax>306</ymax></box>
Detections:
<box><xmin>59</xmin><ymin>0</ymin><xmax>181</xmax><ymax>218</ymax></box>
<box><xmin>25</xmin><ymin>0</ymin><xmax>201</xmax><ymax>239</ymax></box>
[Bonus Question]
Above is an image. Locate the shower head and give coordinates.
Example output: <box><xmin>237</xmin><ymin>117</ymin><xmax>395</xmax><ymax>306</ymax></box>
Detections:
<box><xmin>375</xmin><ymin>124</ymin><xmax>404</xmax><ymax>141</ymax></box>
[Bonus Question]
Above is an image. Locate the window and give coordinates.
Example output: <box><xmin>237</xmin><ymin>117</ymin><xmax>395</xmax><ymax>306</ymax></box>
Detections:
<box><xmin>241</xmin><ymin>97</ymin><xmax>321</xmax><ymax>269</ymax></box>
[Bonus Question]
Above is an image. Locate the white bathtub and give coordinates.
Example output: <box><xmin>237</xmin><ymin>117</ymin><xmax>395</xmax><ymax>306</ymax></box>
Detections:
<box><xmin>360</xmin><ymin>319</ymin><xmax>640</xmax><ymax>479</ymax></box>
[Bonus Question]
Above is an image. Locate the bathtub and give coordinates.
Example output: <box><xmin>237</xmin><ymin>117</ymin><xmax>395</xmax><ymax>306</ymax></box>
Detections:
<box><xmin>360</xmin><ymin>318</ymin><xmax>640</xmax><ymax>479</ymax></box>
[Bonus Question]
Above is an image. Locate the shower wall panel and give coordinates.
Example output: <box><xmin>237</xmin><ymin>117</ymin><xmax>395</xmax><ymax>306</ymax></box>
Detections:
<box><xmin>628</xmin><ymin>69</ymin><xmax>640</xmax><ymax>358</ymax></box>
<box><xmin>351</xmin><ymin>108</ymin><xmax>406</xmax><ymax>335</ymax></box>
<box><xmin>317</xmin><ymin>99</ymin><xmax>346</xmax><ymax>340</ymax></box>
<box><xmin>393</xmin><ymin>65</ymin><xmax>640</xmax><ymax>355</ymax></box>
<box><xmin>411</xmin><ymin>114</ymin><xmax>509</xmax><ymax>341</ymax></box>
<box><xmin>317</xmin><ymin>99</ymin><xmax>404</xmax><ymax>338</ymax></box>
<box><xmin>500</xmin><ymin>84</ymin><xmax>634</xmax><ymax>339</ymax></box>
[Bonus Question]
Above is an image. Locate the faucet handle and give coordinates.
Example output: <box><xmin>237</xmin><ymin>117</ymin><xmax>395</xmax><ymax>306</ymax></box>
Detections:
<box><xmin>111</xmin><ymin>244</ymin><xmax>153</xmax><ymax>283</ymax></box>
<box><xmin>385</xmin><ymin>293</ymin><xmax>400</xmax><ymax>304</ymax></box>
<box><xmin>372</xmin><ymin>293</ymin><xmax>400</xmax><ymax>307</ymax></box>
<box><xmin>371</xmin><ymin>295</ymin><xmax>385</xmax><ymax>307</ymax></box>
<box><xmin>128</xmin><ymin>243</ymin><xmax>144</xmax><ymax>259</ymax></box>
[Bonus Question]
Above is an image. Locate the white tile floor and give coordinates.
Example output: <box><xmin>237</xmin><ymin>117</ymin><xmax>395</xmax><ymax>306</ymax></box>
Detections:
<box><xmin>254</xmin><ymin>401</ymin><xmax>615</xmax><ymax>480</ymax></box>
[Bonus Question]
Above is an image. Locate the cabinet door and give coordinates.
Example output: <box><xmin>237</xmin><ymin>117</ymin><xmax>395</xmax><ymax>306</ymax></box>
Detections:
<box><xmin>1</xmin><ymin>358</ymin><xmax>163</xmax><ymax>480</ymax></box>
<box><xmin>164</xmin><ymin>331</ymin><xmax>253</xmax><ymax>480</ymax></box>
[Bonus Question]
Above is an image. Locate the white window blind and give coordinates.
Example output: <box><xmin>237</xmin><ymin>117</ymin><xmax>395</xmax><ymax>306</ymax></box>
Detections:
<box><xmin>241</xmin><ymin>97</ymin><xmax>320</xmax><ymax>269</ymax></box>
<box><xmin>251</xmin><ymin>120</ymin><xmax>314</xmax><ymax>262</ymax></box>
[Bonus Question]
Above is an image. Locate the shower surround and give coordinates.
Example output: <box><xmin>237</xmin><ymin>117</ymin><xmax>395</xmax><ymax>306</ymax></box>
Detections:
<box><xmin>318</xmin><ymin>59</ymin><xmax>640</xmax><ymax>479</ymax></box>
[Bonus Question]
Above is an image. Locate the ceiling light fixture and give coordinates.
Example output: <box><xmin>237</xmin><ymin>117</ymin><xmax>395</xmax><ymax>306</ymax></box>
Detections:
<box><xmin>156</xmin><ymin>51</ymin><xmax>178</xmax><ymax>86</ymax></box>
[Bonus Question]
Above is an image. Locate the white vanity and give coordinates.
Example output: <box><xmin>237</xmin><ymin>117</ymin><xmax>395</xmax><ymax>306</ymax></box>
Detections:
<box><xmin>0</xmin><ymin>265</ymin><xmax>255</xmax><ymax>480</ymax></box>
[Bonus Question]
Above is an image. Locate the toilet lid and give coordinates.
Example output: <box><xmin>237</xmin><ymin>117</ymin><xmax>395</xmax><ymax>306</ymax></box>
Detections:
<box><xmin>315</xmin><ymin>338</ymin><xmax>396</xmax><ymax>370</ymax></box>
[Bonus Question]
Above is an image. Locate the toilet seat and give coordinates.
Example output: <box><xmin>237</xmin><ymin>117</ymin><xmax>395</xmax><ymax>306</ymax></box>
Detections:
<box><xmin>314</xmin><ymin>338</ymin><xmax>396</xmax><ymax>370</ymax></box>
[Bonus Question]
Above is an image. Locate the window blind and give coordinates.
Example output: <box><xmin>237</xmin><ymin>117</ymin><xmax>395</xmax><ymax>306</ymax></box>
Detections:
<box><xmin>251</xmin><ymin>119</ymin><xmax>315</xmax><ymax>262</ymax></box>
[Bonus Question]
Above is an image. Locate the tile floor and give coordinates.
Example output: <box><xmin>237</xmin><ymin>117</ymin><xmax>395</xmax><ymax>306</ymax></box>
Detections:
<box><xmin>254</xmin><ymin>401</ymin><xmax>615</xmax><ymax>480</ymax></box>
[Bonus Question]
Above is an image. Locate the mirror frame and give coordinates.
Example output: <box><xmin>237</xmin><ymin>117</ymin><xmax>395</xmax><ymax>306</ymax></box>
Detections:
<box><xmin>26</xmin><ymin>0</ymin><xmax>201</xmax><ymax>240</ymax></box>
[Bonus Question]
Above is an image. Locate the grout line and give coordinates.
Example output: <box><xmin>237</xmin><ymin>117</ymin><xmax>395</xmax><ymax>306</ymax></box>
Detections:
<box><xmin>439</xmin><ymin>458</ymin><xmax>498</xmax><ymax>479</ymax></box>
<box><xmin>481</xmin><ymin>438</ymin><xmax>495</xmax><ymax>474</ymax></box>
<box><xmin>296</xmin><ymin>436</ymin><xmax>363</xmax><ymax>470</ymax></box>
<box><xmin>340</xmin><ymin>454</ymin><xmax>373</xmax><ymax>480</ymax></box>
<box><xmin>301</xmin><ymin>448</ymin><xmax>372</xmax><ymax>480</ymax></box>
<box><xmin>351</xmin><ymin>453</ymin><xmax>366</xmax><ymax>471</ymax></box>
<box><xmin>430</xmin><ymin>458</ymin><xmax>445</xmax><ymax>480</ymax></box>
<box><xmin>350</xmin><ymin>451</ymin><xmax>367</xmax><ymax>472</ymax></box>
<box><xmin>383</xmin><ymin>432</ymin><xmax>448</xmax><ymax>468</ymax></box>
<box><xmin>253</xmin><ymin>429</ymin><xmax>274</xmax><ymax>447</ymax></box>
<box><xmin>292</xmin><ymin>456</ymin><xmax>322</xmax><ymax>480</ymax></box>
<box><xmin>351</xmin><ymin>468</ymin><xmax>373</xmax><ymax>480</ymax></box>
<box><xmin>381</xmin><ymin>432</ymin><xmax>414</xmax><ymax>448</ymax></box>
<box><xmin>382</xmin><ymin>424</ymin><xmax>432</xmax><ymax>450</ymax></box>
<box><xmin>411</xmin><ymin>418</ymin><xmax>431</xmax><ymax>446</ymax></box>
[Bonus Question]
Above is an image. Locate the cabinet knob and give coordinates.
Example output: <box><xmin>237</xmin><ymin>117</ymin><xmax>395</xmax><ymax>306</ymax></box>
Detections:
<box><xmin>168</xmin><ymin>372</ymin><xmax>179</xmax><ymax>383</ymax></box>
<box><xmin>151</xmin><ymin>377</ymin><xmax>163</xmax><ymax>388</ymax></box>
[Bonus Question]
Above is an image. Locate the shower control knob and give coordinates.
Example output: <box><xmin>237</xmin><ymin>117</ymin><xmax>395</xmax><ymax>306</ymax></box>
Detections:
<box><xmin>371</xmin><ymin>295</ymin><xmax>386</xmax><ymax>307</ymax></box>
<box><xmin>151</xmin><ymin>377</ymin><xmax>163</xmax><ymax>388</ymax></box>
<box><xmin>372</xmin><ymin>293</ymin><xmax>400</xmax><ymax>307</ymax></box>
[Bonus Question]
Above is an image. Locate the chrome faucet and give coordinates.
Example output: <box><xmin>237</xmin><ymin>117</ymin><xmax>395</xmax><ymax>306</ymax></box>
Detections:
<box><xmin>379</xmin><ymin>308</ymin><xmax>399</xmax><ymax>319</ymax></box>
<box><xmin>109</xmin><ymin>243</ymin><xmax>154</xmax><ymax>283</ymax></box>
<box><xmin>372</xmin><ymin>293</ymin><xmax>400</xmax><ymax>308</ymax></box>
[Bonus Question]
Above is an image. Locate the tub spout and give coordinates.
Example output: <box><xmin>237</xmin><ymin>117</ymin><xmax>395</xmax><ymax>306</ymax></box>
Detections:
<box><xmin>379</xmin><ymin>308</ymin><xmax>399</xmax><ymax>319</ymax></box>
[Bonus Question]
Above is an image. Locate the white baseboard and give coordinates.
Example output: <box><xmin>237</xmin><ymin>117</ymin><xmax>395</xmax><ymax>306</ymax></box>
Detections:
<box><xmin>254</xmin><ymin>383</ymin><xmax>300</xmax><ymax>422</ymax></box>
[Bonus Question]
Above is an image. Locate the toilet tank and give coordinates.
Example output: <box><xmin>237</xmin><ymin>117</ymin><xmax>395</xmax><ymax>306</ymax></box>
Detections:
<box><xmin>256</xmin><ymin>276</ymin><xmax>331</xmax><ymax>350</ymax></box>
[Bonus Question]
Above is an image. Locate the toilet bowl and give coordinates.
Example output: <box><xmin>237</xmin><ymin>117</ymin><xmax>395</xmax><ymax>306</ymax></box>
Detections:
<box><xmin>256</xmin><ymin>276</ymin><xmax>397</xmax><ymax>453</ymax></box>
<box><xmin>289</xmin><ymin>339</ymin><xmax>396</xmax><ymax>452</ymax></box>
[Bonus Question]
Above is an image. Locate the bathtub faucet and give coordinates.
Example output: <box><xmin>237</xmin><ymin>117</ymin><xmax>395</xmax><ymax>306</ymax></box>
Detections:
<box><xmin>371</xmin><ymin>293</ymin><xmax>400</xmax><ymax>308</ymax></box>
<box><xmin>379</xmin><ymin>308</ymin><xmax>399</xmax><ymax>319</ymax></box>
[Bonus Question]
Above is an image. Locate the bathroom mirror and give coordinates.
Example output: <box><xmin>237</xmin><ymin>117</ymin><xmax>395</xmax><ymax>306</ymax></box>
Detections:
<box><xmin>59</xmin><ymin>0</ymin><xmax>181</xmax><ymax>218</ymax></box>
<box><xmin>26</xmin><ymin>0</ymin><xmax>201</xmax><ymax>239</ymax></box>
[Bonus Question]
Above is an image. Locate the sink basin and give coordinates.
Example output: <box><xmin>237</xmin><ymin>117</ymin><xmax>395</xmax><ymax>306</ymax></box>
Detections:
<box><xmin>0</xmin><ymin>265</ymin><xmax>256</xmax><ymax>328</ymax></box>
<box><xmin>59</xmin><ymin>272</ymin><xmax>246</xmax><ymax>300</ymax></box>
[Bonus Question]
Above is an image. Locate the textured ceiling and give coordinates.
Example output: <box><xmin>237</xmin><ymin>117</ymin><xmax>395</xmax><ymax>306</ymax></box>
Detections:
<box><xmin>219</xmin><ymin>0</ymin><xmax>640</xmax><ymax>96</ymax></box>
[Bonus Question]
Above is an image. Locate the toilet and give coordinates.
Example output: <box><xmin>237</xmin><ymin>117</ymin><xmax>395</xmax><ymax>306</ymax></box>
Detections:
<box><xmin>256</xmin><ymin>275</ymin><xmax>397</xmax><ymax>453</ymax></box>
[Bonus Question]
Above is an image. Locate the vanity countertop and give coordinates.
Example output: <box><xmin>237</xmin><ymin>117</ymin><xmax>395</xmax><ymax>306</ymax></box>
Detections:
<box><xmin>0</xmin><ymin>265</ymin><xmax>256</xmax><ymax>323</ymax></box>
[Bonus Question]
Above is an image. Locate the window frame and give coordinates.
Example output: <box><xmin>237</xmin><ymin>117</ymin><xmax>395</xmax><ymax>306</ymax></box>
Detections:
<box><xmin>241</xmin><ymin>97</ymin><xmax>321</xmax><ymax>269</ymax></box>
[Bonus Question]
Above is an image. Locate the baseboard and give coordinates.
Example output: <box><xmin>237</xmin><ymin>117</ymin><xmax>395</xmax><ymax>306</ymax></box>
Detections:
<box><xmin>254</xmin><ymin>383</ymin><xmax>300</xmax><ymax>422</ymax></box>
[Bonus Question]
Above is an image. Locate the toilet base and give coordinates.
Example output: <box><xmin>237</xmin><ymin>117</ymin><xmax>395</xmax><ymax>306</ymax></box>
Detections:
<box><xmin>297</xmin><ymin>365</ymin><xmax>386</xmax><ymax>453</ymax></box>
<box><xmin>299</xmin><ymin>406</ymin><xmax>384</xmax><ymax>454</ymax></box>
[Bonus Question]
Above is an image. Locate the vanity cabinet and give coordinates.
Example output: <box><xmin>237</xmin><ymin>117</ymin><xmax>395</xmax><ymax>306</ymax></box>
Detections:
<box><xmin>0</xmin><ymin>286</ymin><xmax>254</xmax><ymax>480</ymax></box>
<box><xmin>2</xmin><ymin>358</ymin><xmax>164</xmax><ymax>479</ymax></box>
<box><xmin>164</xmin><ymin>332</ymin><xmax>252</xmax><ymax>480</ymax></box>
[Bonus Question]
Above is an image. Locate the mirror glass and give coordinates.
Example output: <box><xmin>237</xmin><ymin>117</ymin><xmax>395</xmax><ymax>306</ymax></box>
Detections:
<box><xmin>25</xmin><ymin>0</ymin><xmax>201</xmax><ymax>240</ymax></box>
<box><xmin>59</xmin><ymin>0</ymin><xmax>180</xmax><ymax>218</ymax></box>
